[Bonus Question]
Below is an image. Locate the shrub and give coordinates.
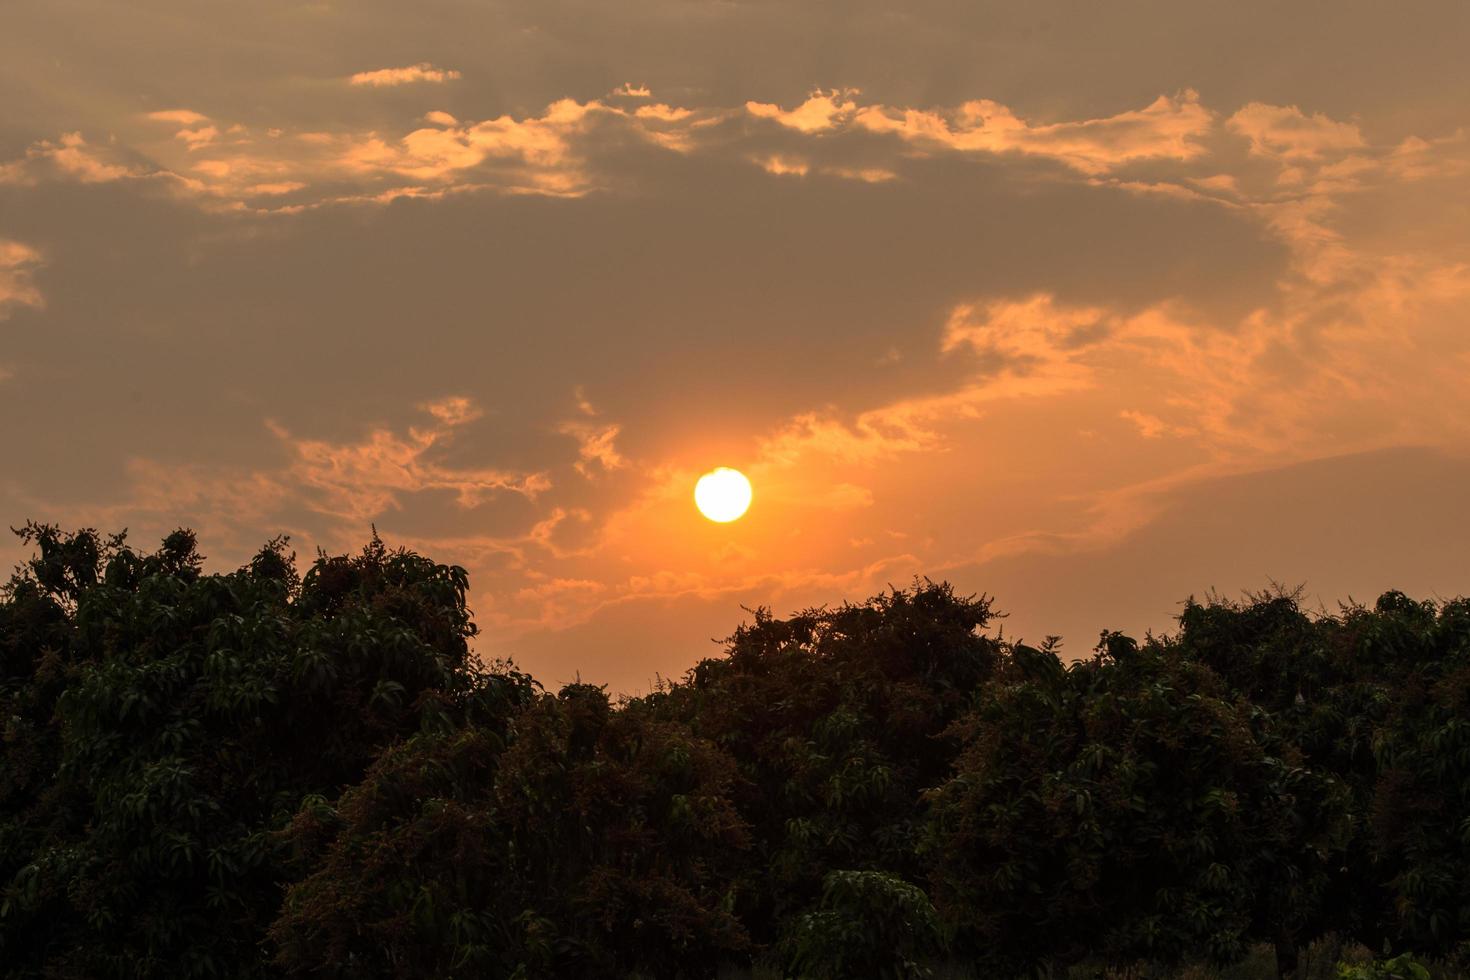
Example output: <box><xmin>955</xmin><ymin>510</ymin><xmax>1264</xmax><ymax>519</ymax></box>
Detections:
<box><xmin>1335</xmin><ymin>952</ymin><xmax>1431</xmax><ymax>980</ymax></box>
<box><xmin>782</xmin><ymin>870</ymin><xmax>946</xmax><ymax>980</ymax></box>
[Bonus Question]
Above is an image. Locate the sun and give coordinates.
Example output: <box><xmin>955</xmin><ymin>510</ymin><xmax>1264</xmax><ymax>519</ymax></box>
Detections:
<box><xmin>694</xmin><ymin>467</ymin><xmax>753</xmax><ymax>523</ymax></box>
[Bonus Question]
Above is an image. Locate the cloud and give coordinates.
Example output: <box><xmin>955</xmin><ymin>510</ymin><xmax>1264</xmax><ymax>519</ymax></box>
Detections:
<box><xmin>1</xmin><ymin>91</ymin><xmax>1441</xmax><ymax>220</ymax></box>
<box><xmin>349</xmin><ymin>63</ymin><xmax>462</xmax><ymax>87</ymax></box>
<box><xmin>146</xmin><ymin>109</ymin><xmax>210</xmax><ymax>126</ymax></box>
<box><xmin>733</xmin><ymin>154</ymin><xmax>1470</xmax><ymax>533</ymax></box>
<box><xmin>28</xmin><ymin>132</ymin><xmax>145</xmax><ymax>184</ymax></box>
<box><xmin>7</xmin><ymin>82</ymin><xmax>1470</xmax><ymax>688</ymax></box>
<box><xmin>558</xmin><ymin>421</ymin><xmax>628</xmax><ymax>477</ymax></box>
<box><xmin>144</xmin><ymin>111</ymin><xmax>225</xmax><ymax>152</ymax></box>
<box><xmin>757</xmin><ymin>411</ymin><xmax>936</xmax><ymax>467</ymax></box>
<box><xmin>824</xmin><ymin>165</ymin><xmax>897</xmax><ymax>183</ymax></box>
<box><xmin>1227</xmin><ymin>103</ymin><xmax>1366</xmax><ymax>160</ymax></box>
<box><xmin>270</xmin><ymin>398</ymin><xmax>551</xmax><ymax>521</ymax></box>
<box><xmin>556</xmin><ymin>390</ymin><xmax>627</xmax><ymax>479</ymax></box>
<box><xmin>1386</xmin><ymin>132</ymin><xmax>1470</xmax><ymax>181</ymax></box>
<box><xmin>633</xmin><ymin>104</ymin><xmax>693</xmax><ymax>122</ymax></box>
<box><xmin>421</xmin><ymin>395</ymin><xmax>482</xmax><ymax>426</ymax></box>
<box><xmin>754</xmin><ymin>153</ymin><xmax>809</xmax><ymax>177</ymax></box>
<box><xmin>751</xmin><ymin>154</ymin><xmax>898</xmax><ymax>183</ymax></box>
<box><xmin>0</xmin><ymin>239</ymin><xmax>44</xmax><ymax>319</ymax></box>
<box><xmin>16</xmin><ymin>390</ymin><xmax>598</xmax><ymax>582</ymax></box>
<box><xmin>116</xmin><ymin>459</ymin><xmax>292</xmax><ymax>527</ymax></box>
<box><xmin>852</xmin><ymin>90</ymin><xmax>1214</xmax><ymax>174</ymax></box>
<box><xmin>943</xmin><ymin>294</ymin><xmax>1112</xmax><ymax>365</ymax></box>
<box><xmin>2</xmin><ymin>100</ymin><xmax>673</xmax><ymax>206</ymax></box>
<box><xmin>1118</xmin><ymin>409</ymin><xmax>1194</xmax><ymax>440</ymax></box>
<box><xmin>746</xmin><ymin>89</ymin><xmax>860</xmax><ymax>133</ymax></box>
<box><xmin>175</xmin><ymin>127</ymin><xmax>221</xmax><ymax>150</ymax></box>
<box><xmin>512</xmin><ymin>578</ymin><xmax>609</xmax><ymax>624</ymax></box>
<box><xmin>743</xmin><ymin>297</ymin><xmax>1195</xmax><ymax>480</ymax></box>
<box><xmin>364</xmin><ymin>98</ymin><xmax>605</xmax><ymax>189</ymax></box>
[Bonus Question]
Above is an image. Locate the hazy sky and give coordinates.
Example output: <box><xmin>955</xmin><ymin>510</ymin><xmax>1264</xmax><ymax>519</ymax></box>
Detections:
<box><xmin>4</xmin><ymin>1</ymin><xmax>1469</xmax><ymax>691</ymax></box>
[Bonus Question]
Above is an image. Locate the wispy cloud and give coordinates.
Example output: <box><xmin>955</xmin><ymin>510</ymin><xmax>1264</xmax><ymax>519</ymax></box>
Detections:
<box><xmin>849</xmin><ymin>90</ymin><xmax>1214</xmax><ymax>174</ymax></box>
<box><xmin>0</xmin><ymin>90</ymin><xmax>1213</xmax><ymax>211</ymax></box>
<box><xmin>3</xmin><ymin>90</ymin><xmax>1448</xmax><ymax>220</ymax></box>
<box><xmin>269</xmin><ymin>397</ymin><xmax>550</xmax><ymax>521</ymax></box>
<box><xmin>349</xmin><ymin>63</ymin><xmax>462</xmax><ymax>87</ymax></box>
<box><xmin>27</xmin><ymin>132</ymin><xmax>144</xmax><ymax>184</ymax></box>
<box><xmin>146</xmin><ymin>109</ymin><xmax>210</xmax><ymax>126</ymax></box>
<box><xmin>0</xmin><ymin>239</ymin><xmax>44</xmax><ymax>319</ymax></box>
<box><xmin>558</xmin><ymin>421</ymin><xmax>628</xmax><ymax>477</ymax></box>
<box><xmin>1227</xmin><ymin>103</ymin><xmax>1366</xmax><ymax>161</ymax></box>
<box><xmin>746</xmin><ymin>88</ymin><xmax>860</xmax><ymax>133</ymax></box>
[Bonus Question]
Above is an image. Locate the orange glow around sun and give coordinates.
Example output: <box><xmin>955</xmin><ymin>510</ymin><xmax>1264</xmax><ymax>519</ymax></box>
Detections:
<box><xmin>694</xmin><ymin>467</ymin><xmax>753</xmax><ymax>523</ymax></box>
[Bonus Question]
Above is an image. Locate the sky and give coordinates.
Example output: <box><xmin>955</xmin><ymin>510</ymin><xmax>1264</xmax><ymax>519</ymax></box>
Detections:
<box><xmin>2</xmin><ymin>1</ymin><xmax>1469</xmax><ymax>692</ymax></box>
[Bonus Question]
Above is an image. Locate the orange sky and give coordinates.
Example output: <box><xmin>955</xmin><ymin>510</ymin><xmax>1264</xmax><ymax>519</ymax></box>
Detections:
<box><xmin>3</xmin><ymin>1</ymin><xmax>1469</xmax><ymax>692</ymax></box>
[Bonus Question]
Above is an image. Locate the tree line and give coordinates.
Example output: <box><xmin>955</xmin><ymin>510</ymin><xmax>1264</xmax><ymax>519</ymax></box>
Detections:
<box><xmin>1</xmin><ymin>525</ymin><xmax>1467</xmax><ymax>978</ymax></box>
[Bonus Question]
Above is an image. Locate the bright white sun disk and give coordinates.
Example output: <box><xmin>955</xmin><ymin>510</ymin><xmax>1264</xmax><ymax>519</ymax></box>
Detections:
<box><xmin>694</xmin><ymin>467</ymin><xmax>752</xmax><ymax>523</ymax></box>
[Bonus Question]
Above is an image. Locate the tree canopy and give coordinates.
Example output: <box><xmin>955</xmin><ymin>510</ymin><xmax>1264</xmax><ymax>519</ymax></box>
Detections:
<box><xmin>3</xmin><ymin>527</ymin><xmax>1469</xmax><ymax>978</ymax></box>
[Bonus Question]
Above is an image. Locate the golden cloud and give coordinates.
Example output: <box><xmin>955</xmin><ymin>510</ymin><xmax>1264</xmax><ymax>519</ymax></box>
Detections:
<box><xmin>0</xmin><ymin>239</ymin><xmax>45</xmax><ymax>319</ymax></box>
<box><xmin>269</xmin><ymin>398</ymin><xmax>550</xmax><ymax>521</ymax></box>
<box><xmin>3</xmin><ymin>91</ymin><xmax>1450</xmax><ymax>223</ymax></box>
<box><xmin>746</xmin><ymin>89</ymin><xmax>860</xmax><ymax>133</ymax></box>
<box><xmin>349</xmin><ymin>63</ymin><xmax>462</xmax><ymax>87</ymax></box>
<box><xmin>1227</xmin><ymin>102</ymin><xmax>1366</xmax><ymax>160</ymax></box>
<box><xmin>558</xmin><ymin>421</ymin><xmax>628</xmax><ymax>477</ymax></box>
<box><xmin>852</xmin><ymin>90</ymin><xmax>1214</xmax><ymax>174</ymax></box>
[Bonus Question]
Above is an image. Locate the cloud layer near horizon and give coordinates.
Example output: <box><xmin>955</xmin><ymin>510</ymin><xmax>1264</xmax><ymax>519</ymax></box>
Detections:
<box><xmin>2</xmin><ymin>0</ymin><xmax>1468</xmax><ymax>691</ymax></box>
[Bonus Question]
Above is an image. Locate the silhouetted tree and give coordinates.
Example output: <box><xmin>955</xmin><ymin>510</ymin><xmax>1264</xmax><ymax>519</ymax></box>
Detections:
<box><xmin>6</xmin><ymin>524</ymin><xmax>1470</xmax><ymax>978</ymax></box>
<box><xmin>0</xmin><ymin>525</ymin><xmax>510</xmax><ymax>978</ymax></box>
<box><xmin>1350</xmin><ymin>593</ymin><xmax>1470</xmax><ymax>961</ymax></box>
<box><xmin>272</xmin><ymin>683</ymin><xmax>749</xmax><ymax>978</ymax></box>
<box><xmin>1169</xmin><ymin>589</ymin><xmax>1470</xmax><ymax>966</ymax></box>
<box><xmin>646</xmin><ymin>581</ymin><xmax>1002</xmax><ymax>954</ymax></box>
<box><xmin>925</xmin><ymin>633</ymin><xmax>1352</xmax><ymax>978</ymax></box>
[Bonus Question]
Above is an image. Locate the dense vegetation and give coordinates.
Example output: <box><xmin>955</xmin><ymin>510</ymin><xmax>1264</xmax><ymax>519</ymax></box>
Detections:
<box><xmin>2</xmin><ymin>526</ymin><xmax>1469</xmax><ymax>979</ymax></box>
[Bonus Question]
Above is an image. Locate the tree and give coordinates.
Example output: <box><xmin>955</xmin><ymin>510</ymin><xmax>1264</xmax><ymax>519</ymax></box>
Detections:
<box><xmin>1353</xmin><ymin>594</ymin><xmax>1470</xmax><ymax>962</ymax></box>
<box><xmin>925</xmin><ymin>634</ymin><xmax>1351</xmax><ymax>978</ymax></box>
<box><xmin>0</xmin><ymin>525</ymin><xmax>511</xmax><ymax>978</ymax></box>
<box><xmin>1170</xmin><ymin>589</ymin><xmax>1470</xmax><ymax>964</ymax></box>
<box><xmin>271</xmin><ymin>683</ymin><xmax>750</xmax><ymax>979</ymax></box>
<box><xmin>781</xmin><ymin>870</ymin><xmax>946</xmax><ymax>980</ymax></box>
<box><xmin>8</xmin><ymin>522</ymin><xmax>1470</xmax><ymax>977</ymax></box>
<box><xmin>646</xmin><ymin>580</ymin><xmax>1002</xmax><ymax>952</ymax></box>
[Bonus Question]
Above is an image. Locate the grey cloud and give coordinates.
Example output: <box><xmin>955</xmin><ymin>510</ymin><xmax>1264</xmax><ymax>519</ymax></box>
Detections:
<box><xmin>5</xmin><ymin>1</ymin><xmax>1466</xmax><ymax>147</ymax></box>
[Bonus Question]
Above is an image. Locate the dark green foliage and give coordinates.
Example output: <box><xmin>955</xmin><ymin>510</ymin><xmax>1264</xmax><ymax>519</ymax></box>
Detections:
<box><xmin>271</xmin><ymin>683</ymin><xmax>749</xmax><ymax>979</ymax></box>
<box><xmin>1336</xmin><ymin>952</ymin><xmax>1433</xmax><ymax>980</ymax></box>
<box><xmin>1167</xmin><ymin>590</ymin><xmax>1470</xmax><ymax>964</ymax></box>
<box><xmin>0</xmin><ymin>524</ymin><xmax>512</xmax><ymax>978</ymax></box>
<box><xmin>925</xmin><ymin>635</ymin><xmax>1352</xmax><ymax>976</ymax></box>
<box><xmin>1359</xmin><ymin>596</ymin><xmax>1470</xmax><ymax>959</ymax></box>
<box><xmin>782</xmin><ymin>870</ymin><xmax>946</xmax><ymax>980</ymax></box>
<box><xmin>5</xmin><ymin>525</ymin><xmax>1470</xmax><ymax>979</ymax></box>
<box><xmin>648</xmin><ymin>581</ymin><xmax>1001</xmax><ymax>947</ymax></box>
